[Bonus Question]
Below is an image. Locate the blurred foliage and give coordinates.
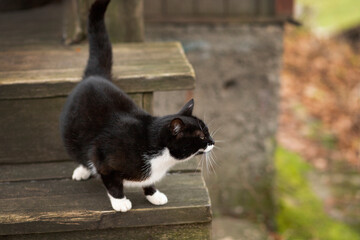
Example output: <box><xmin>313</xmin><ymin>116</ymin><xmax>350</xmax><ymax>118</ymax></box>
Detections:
<box><xmin>278</xmin><ymin>27</ymin><xmax>360</xmax><ymax>168</ymax></box>
<box><xmin>297</xmin><ymin>0</ymin><xmax>360</xmax><ymax>33</ymax></box>
<box><xmin>275</xmin><ymin>147</ymin><xmax>360</xmax><ymax>240</ymax></box>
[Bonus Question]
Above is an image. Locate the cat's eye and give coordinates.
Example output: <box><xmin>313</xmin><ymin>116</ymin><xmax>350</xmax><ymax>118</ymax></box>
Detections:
<box><xmin>200</xmin><ymin>136</ymin><xmax>205</xmax><ymax>140</ymax></box>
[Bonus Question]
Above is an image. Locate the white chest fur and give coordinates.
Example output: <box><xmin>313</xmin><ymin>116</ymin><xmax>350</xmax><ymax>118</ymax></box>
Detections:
<box><xmin>123</xmin><ymin>148</ymin><xmax>177</xmax><ymax>188</ymax></box>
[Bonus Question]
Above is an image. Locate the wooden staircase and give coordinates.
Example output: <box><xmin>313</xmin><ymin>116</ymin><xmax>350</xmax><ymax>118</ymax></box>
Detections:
<box><xmin>0</xmin><ymin>2</ymin><xmax>211</xmax><ymax>239</ymax></box>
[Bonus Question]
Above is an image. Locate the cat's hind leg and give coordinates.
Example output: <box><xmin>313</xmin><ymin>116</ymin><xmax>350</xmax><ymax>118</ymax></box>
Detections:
<box><xmin>72</xmin><ymin>165</ymin><xmax>92</xmax><ymax>181</ymax></box>
<box><xmin>143</xmin><ymin>185</ymin><xmax>168</xmax><ymax>205</ymax></box>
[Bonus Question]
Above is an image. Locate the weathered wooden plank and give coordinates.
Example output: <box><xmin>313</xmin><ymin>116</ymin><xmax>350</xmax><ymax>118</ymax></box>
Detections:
<box><xmin>0</xmin><ymin>172</ymin><xmax>205</xmax><ymax>200</ymax></box>
<box><xmin>227</xmin><ymin>0</ymin><xmax>258</xmax><ymax>16</ymax></box>
<box><xmin>0</xmin><ymin>204</ymin><xmax>211</xmax><ymax>236</ymax></box>
<box><xmin>0</xmin><ymin>173</ymin><xmax>211</xmax><ymax>235</ymax></box>
<box><xmin>259</xmin><ymin>0</ymin><xmax>275</xmax><ymax>16</ymax></box>
<box><xmin>0</xmin><ymin>1</ymin><xmax>63</xmax><ymax>51</ymax></box>
<box><xmin>166</xmin><ymin>0</ymin><xmax>194</xmax><ymax>16</ymax></box>
<box><xmin>0</xmin><ymin>97</ymin><xmax>68</xmax><ymax>163</ymax></box>
<box><xmin>0</xmin><ymin>42</ymin><xmax>195</xmax><ymax>99</ymax></box>
<box><xmin>1</xmin><ymin>223</ymin><xmax>211</xmax><ymax>240</ymax></box>
<box><xmin>143</xmin><ymin>92</ymin><xmax>154</xmax><ymax>114</ymax></box>
<box><xmin>0</xmin><ymin>94</ymin><xmax>144</xmax><ymax>164</ymax></box>
<box><xmin>0</xmin><ymin>72</ymin><xmax>194</xmax><ymax>100</ymax></box>
<box><xmin>144</xmin><ymin>0</ymin><xmax>163</xmax><ymax>19</ymax></box>
<box><xmin>145</xmin><ymin>16</ymin><xmax>289</xmax><ymax>24</ymax></box>
<box><xmin>198</xmin><ymin>0</ymin><xmax>225</xmax><ymax>15</ymax></box>
<box><xmin>175</xmin><ymin>157</ymin><xmax>200</xmax><ymax>172</ymax></box>
<box><xmin>0</xmin><ymin>162</ymin><xmax>75</xmax><ymax>183</ymax></box>
<box><xmin>130</xmin><ymin>93</ymin><xmax>143</xmax><ymax>109</ymax></box>
<box><xmin>0</xmin><ymin>42</ymin><xmax>186</xmax><ymax>70</ymax></box>
<box><xmin>0</xmin><ymin>160</ymin><xmax>199</xmax><ymax>183</ymax></box>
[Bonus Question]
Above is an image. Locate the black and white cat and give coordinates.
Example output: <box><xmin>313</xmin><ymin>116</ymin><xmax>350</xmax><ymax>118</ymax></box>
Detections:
<box><xmin>60</xmin><ymin>0</ymin><xmax>214</xmax><ymax>212</ymax></box>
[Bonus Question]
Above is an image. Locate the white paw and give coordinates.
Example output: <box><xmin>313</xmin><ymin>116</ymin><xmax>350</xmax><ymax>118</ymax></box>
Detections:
<box><xmin>146</xmin><ymin>190</ymin><xmax>168</xmax><ymax>205</ymax></box>
<box><xmin>107</xmin><ymin>193</ymin><xmax>132</xmax><ymax>212</ymax></box>
<box><xmin>72</xmin><ymin>165</ymin><xmax>91</xmax><ymax>181</ymax></box>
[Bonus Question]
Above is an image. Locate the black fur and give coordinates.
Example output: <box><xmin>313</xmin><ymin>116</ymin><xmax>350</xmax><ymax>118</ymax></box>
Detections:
<box><xmin>60</xmin><ymin>0</ymin><xmax>214</xmax><ymax>207</ymax></box>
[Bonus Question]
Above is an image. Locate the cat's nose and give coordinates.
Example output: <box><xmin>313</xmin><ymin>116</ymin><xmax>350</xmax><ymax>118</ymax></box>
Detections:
<box><xmin>208</xmin><ymin>137</ymin><xmax>215</xmax><ymax>145</ymax></box>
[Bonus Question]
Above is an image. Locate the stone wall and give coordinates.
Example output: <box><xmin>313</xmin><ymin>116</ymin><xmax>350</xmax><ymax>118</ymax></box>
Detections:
<box><xmin>146</xmin><ymin>24</ymin><xmax>284</xmax><ymax>229</ymax></box>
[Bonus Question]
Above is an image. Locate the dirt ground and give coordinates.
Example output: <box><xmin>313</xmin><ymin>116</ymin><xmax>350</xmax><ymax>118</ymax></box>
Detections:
<box><xmin>212</xmin><ymin>217</ymin><xmax>269</xmax><ymax>240</ymax></box>
<box><xmin>147</xmin><ymin>24</ymin><xmax>360</xmax><ymax>238</ymax></box>
<box><xmin>146</xmin><ymin>23</ymin><xmax>284</xmax><ymax>238</ymax></box>
<box><xmin>146</xmin><ymin>25</ymin><xmax>283</xmax><ymax>240</ymax></box>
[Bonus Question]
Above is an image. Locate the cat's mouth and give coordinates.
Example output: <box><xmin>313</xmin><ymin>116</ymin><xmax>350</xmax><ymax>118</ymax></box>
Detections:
<box><xmin>197</xmin><ymin>144</ymin><xmax>214</xmax><ymax>155</ymax></box>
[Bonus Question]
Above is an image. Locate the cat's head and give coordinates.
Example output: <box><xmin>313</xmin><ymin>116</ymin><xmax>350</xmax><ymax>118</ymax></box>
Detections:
<box><xmin>164</xmin><ymin>99</ymin><xmax>215</xmax><ymax>160</ymax></box>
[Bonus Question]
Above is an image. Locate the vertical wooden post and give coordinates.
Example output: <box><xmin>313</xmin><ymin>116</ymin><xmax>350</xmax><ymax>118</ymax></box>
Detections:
<box><xmin>258</xmin><ymin>0</ymin><xmax>275</xmax><ymax>16</ymax></box>
<box><xmin>107</xmin><ymin>0</ymin><xmax>144</xmax><ymax>42</ymax></box>
<box><xmin>62</xmin><ymin>0</ymin><xmax>91</xmax><ymax>45</ymax></box>
<box><xmin>62</xmin><ymin>0</ymin><xmax>144</xmax><ymax>44</ymax></box>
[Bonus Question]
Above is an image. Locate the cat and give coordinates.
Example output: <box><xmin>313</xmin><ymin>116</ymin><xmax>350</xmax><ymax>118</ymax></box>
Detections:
<box><xmin>60</xmin><ymin>0</ymin><xmax>214</xmax><ymax>212</ymax></box>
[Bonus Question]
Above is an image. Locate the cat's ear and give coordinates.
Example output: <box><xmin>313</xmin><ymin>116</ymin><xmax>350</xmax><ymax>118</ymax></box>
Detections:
<box><xmin>170</xmin><ymin>118</ymin><xmax>184</xmax><ymax>135</ymax></box>
<box><xmin>178</xmin><ymin>99</ymin><xmax>194</xmax><ymax>116</ymax></box>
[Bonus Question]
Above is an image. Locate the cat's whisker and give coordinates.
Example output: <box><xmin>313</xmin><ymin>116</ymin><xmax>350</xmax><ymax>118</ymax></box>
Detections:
<box><xmin>209</xmin><ymin>153</ymin><xmax>218</xmax><ymax>175</ymax></box>
<box><xmin>200</xmin><ymin>149</ymin><xmax>218</xmax><ymax>175</ymax></box>
<box><xmin>201</xmin><ymin>154</ymin><xmax>206</xmax><ymax>175</ymax></box>
<box><xmin>206</xmin><ymin>118</ymin><xmax>216</xmax><ymax>129</ymax></box>
<box><xmin>211</xmin><ymin>126</ymin><xmax>223</xmax><ymax>138</ymax></box>
<box><xmin>197</xmin><ymin>154</ymin><xmax>204</xmax><ymax>171</ymax></box>
<box><xmin>200</xmin><ymin>153</ymin><xmax>206</xmax><ymax>174</ymax></box>
<box><xmin>213</xmin><ymin>145</ymin><xmax>223</xmax><ymax>151</ymax></box>
<box><xmin>205</xmin><ymin>153</ymin><xmax>210</xmax><ymax>175</ymax></box>
<box><xmin>210</xmin><ymin>151</ymin><xmax>219</xmax><ymax>167</ymax></box>
<box><xmin>205</xmin><ymin>154</ymin><xmax>209</xmax><ymax>174</ymax></box>
<box><xmin>207</xmin><ymin>153</ymin><xmax>216</xmax><ymax>174</ymax></box>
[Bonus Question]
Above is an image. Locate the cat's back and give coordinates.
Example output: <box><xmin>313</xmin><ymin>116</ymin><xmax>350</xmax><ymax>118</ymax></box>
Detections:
<box><xmin>67</xmin><ymin>76</ymin><xmax>136</xmax><ymax>112</ymax></box>
<box><xmin>60</xmin><ymin>76</ymin><xmax>143</xmax><ymax>146</ymax></box>
<box><xmin>62</xmin><ymin>76</ymin><xmax>139</xmax><ymax>122</ymax></box>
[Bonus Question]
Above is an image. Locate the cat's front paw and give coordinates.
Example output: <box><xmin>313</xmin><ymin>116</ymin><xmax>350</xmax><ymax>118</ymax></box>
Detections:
<box><xmin>108</xmin><ymin>194</ymin><xmax>132</xmax><ymax>212</ymax></box>
<box><xmin>72</xmin><ymin>165</ymin><xmax>91</xmax><ymax>181</ymax></box>
<box><xmin>146</xmin><ymin>190</ymin><xmax>168</xmax><ymax>205</ymax></box>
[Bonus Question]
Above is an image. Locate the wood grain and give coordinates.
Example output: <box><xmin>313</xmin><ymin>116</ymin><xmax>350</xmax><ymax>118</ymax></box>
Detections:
<box><xmin>1</xmin><ymin>223</ymin><xmax>211</xmax><ymax>240</ymax></box>
<box><xmin>0</xmin><ymin>42</ymin><xmax>195</xmax><ymax>99</ymax></box>
<box><xmin>143</xmin><ymin>92</ymin><xmax>154</xmax><ymax>114</ymax></box>
<box><xmin>0</xmin><ymin>94</ymin><xmax>143</xmax><ymax>164</ymax></box>
<box><xmin>0</xmin><ymin>172</ymin><xmax>211</xmax><ymax>235</ymax></box>
<box><xmin>0</xmin><ymin>160</ymin><xmax>199</xmax><ymax>183</ymax></box>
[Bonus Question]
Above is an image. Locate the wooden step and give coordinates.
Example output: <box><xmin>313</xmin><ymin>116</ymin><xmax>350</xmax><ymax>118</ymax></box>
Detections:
<box><xmin>0</xmin><ymin>161</ymin><xmax>211</xmax><ymax>238</ymax></box>
<box><xmin>0</xmin><ymin>42</ymin><xmax>195</xmax><ymax>100</ymax></box>
<box><xmin>0</xmin><ymin>3</ymin><xmax>209</xmax><ymax>239</ymax></box>
<box><xmin>0</xmin><ymin>42</ymin><xmax>195</xmax><ymax>164</ymax></box>
<box><xmin>0</xmin><ymin>0</ymin><xmax>195</xmax><ymax>164</ymax></box>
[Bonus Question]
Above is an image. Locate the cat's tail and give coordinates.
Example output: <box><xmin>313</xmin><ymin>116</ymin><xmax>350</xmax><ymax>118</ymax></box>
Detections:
<box><xmin>83</xmin><ymin>0</ymin><xmax>112</xmax><ymax>80</ymax></box>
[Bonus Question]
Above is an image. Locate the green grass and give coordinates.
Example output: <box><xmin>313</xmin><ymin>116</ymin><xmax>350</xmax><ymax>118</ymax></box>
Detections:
<box><xmin>297</xmin><ymin>0</ymin><xmax>360</xmax><ymax>32</ymax></box>
<box><xmin>275</xmin><ymin>147</ymin><xmax>360</xmax><ymax>240</ymax></box>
